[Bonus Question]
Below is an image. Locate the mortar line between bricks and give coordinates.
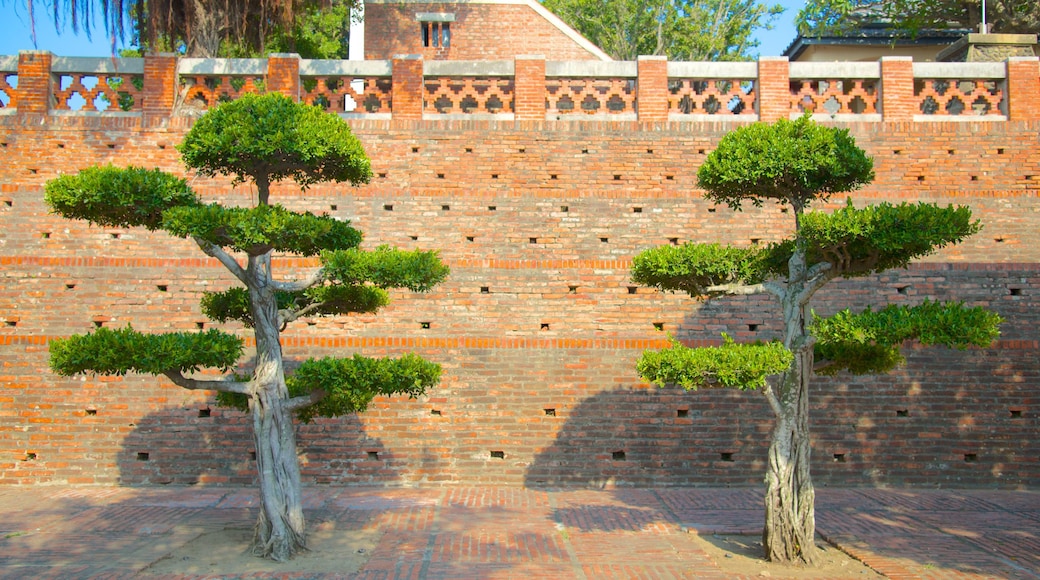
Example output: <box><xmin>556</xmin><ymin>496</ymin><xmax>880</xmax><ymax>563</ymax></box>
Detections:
<box><xmin>416</xmin><ymin>487</ymin><xmax>447</xmax><ymax>580</ymax></box>
<box><xmin>547</xmin><ymin>491</ymin><xmax>588</xmax><ymax>580</ymax></box>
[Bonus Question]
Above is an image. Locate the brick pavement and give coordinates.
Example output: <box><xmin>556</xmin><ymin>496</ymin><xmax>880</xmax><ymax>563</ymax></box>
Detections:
<box><xmin>0</xmin><ymin>486</ymin><xmax>1036</xmax><ymax>579</ymax></box>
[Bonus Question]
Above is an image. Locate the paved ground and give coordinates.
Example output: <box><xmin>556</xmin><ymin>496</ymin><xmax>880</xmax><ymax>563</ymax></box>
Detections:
<box><xmin>0</xmin><ymin>486</ymin><xmax>1036</xmax><ymax>579</ymax></box>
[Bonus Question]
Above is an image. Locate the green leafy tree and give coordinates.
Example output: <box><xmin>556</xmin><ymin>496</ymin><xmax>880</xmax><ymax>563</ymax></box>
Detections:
<box><xmin>542</xmin><ymin>0</ymin><xmax>785</xmax><ymax>61</ymax></box>
<box><xmin>13</xmin><ymin>0</ymin><xmax>358</xmax><ymax>57</ymax></box>
<box><xmin>45</xmin><ymin>93</ymin><xmax>448</xmax><ymax>561</ymax></box>
<box><xmin>632</xmin><ymin>115</ymin><xmax>1001</xmax><ymax>565</ymax></box>
<box><xmin>796</xmin><ymin>0</ymin><xmax>1040</xmax><ymax>37</ymax></box>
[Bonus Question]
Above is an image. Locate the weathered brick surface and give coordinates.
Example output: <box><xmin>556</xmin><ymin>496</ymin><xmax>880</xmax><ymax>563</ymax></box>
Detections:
<box><xmin>364</xmin><ymin>2</ymin><xmax>604</xmax><ymax>61</ymax></box>
<box><xmin>1</xmin><ymin>109</ymin><xmax>1039</xmax><ymax>488</ymax></box>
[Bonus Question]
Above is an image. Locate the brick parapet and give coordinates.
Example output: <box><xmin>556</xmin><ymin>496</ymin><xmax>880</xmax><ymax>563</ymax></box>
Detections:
<box><xmin>15</xmin><ymin>51</ymin><xmax>52</xmax><ymax>115</ymax></box>
<box><xmin>267</xmin><ymin>53</ymin><xmax>301</xmax><ymax>101</ymax></box>
<box><xmin>1006</xmin><ymin>57</ymin><xmax>1040</xmax><ymax>121</ymax></box>
<box><xmin>391</xmin><ymin>55</ymin><xmax>424</xmax><ymax>120</ymax></box>
<box><xmin>756</xmin><ymin>57</ymin><xmax>790</xmax><ymax>122</ymax></box>
<box><xmin>880</xmin><ymin>57</ymin><xmax>916</xmax><ymax>122</ymax></box>
<box><xmin>142</xmin><ymin>54</ymin><xmax>178</xmax><ymax>119</ymax></box>
<box><xmin>514</xmin><ymin>55</ymin><xmax>546</xmax><ymax>122</ymax></box>
<box><xmin>636</xmin><ymin>56</ymin><xmax>668</xmax><ymax>123</ymax></box>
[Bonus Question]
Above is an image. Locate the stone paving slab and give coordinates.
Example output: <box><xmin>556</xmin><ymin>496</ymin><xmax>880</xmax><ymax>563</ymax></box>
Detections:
<box><xmin>0</xmin><ymin>486</ymin><xmax>1036</xmax><ymax>579</ymax></box>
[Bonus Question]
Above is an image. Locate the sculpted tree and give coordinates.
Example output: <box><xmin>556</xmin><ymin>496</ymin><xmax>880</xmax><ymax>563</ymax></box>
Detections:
<box><xmin>45</xmin><ymin>93</ymin><xmax>448</xmax><ymax>561</ymax></box>
<box><xmin>632</xmin><ymin>115</ymin><xmax>1001</xmax><ymax>564</ymax></box>
<box><xmin>796</xmin><ymin>0</ymin><xmax>1040</xmax><ymax>37</ymax></box>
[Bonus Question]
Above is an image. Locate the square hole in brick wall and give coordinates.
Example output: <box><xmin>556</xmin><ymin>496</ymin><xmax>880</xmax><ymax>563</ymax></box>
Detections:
<box><xmin>420</xmin><ymin>321</ymin><xmax>431</xmax><ymax>329</ymax></box>
<box><xmin>560</xmin><ymin>205</ymin><xmax>569</xmax><ymax>212</ymax></box>
<box><xmin>833</xmin><ymin>453</ymin><xmax>847</xmax><ymax>463</ymax></box>
<box><xmin>653</xmin><ymin>322</ymin><xmax>664</xmax><ymax>331</ymax></box>
<box><xmin>544</xmin><ymin>408</ymin><xmax>556</xmax><ymax>416</ymax></box>
<box><xmin>488</xmin><ymin>206</ymin><xmax>497</xmax><ymax>211</ymax></box>
<box><xmin>677</xmin><ymin>409</ymin><xmax>689</xmax><ymax>418</ymax></box>
<box><xmin>431</xmin><ymin>409</ymin><xmax>442</xmax><ymax>416</ymax></box>
<box><xmin>442</xmin><ymin>204</ymin><xmax>450</xmax><ymax>211</ymax></box>
<box><xmin>627</xmin><ymin>286</ymin><xmax>637</xmax><ymax>294</ymax></box>
<box><xmin>250</xmin><ymin>451</ymin><xmax>257</xmax><ymax>460</ymax></box>
<box><xmin>85</xmin><ymin>408</ymin><xmax>97</xmax><ymax>416</ymax></box>
<box><xmin>384</xmin><ymin>204</ymin><xmax>393</xmax><ymax>211</ymax></box>
<box><xmin>198</xmin><ymin>408</ymin><xmax>211</xmax><ymax>418</ymax></box>
<box><xmin>569</xmin><ymin>285</ymin><xmax>578</xmax><ymax>293</ymax></box>
<box><xmin>612</xmin><ymin>451</ymin><xmax>626</xmax><ymax>461</ymax></box>
<box><xmin>367</xmin><ymin>451</ymin><xmax>380</xmax><ymax>460</ymax></box>
<box><xmin>480</xmin><ymin>287</ymin><xmax>489</xmax><ymax>294</ymax></box>
<box><xmin>1009</xmin><ymin>288</ymin><xmax>1022</xmax><ymax>296</ymax></box>
<box><xmin>466</xmin><ymin>236</ymin><xmax>475</xmax><ymax>242</ymax></box>
<box><xmin>137</xmin><ymin>452</ymin><xmax>150</xmax><ymax>461</ymax></box>
<box><xmin>896</xmin><ymin>409</ymin><xmax>909</xmax><ymax>417</ymax></box>
<box><xmin>66</xmin><ymin>283</ymin><xmax>76</xmax><ymax>290</ymax></box>
<box><xmin>490</xmin><ymin>450</ymin><xmax>505</xmax><ymax>459</ymax></box>
<box><xmin>1009</xmin><ymin>409</ymin><xmax>1022</xmax><ymax>418</ymax></box>
<box><xmin>410</xmin><ymin>235</ymin><xmax>418</xmax><ymax>241</ymax></box>
<box><xmin>633</xmin><ymin>207</ymin><xmax>642</xmax><ymax>213</ymax></box>
<box><xmin>719</xmin><ymin>452</ymin><xmax>734</xmax><ymax>462</ymax></box>
<box><xmin>964</xmin><ymin>453</ymin><xmax>978</xmax><ymax>462</ymax></box>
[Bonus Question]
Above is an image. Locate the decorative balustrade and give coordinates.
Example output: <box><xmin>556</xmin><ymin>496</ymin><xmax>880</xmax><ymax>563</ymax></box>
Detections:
<box><xmin>789</xmin><ymin>62</ymin><xmax>880</xmax><ymax>118</ymax></box>
<box><xmin>301</xmin><ymin>59</ymin><xmax>392</xmax><ymax>115</ymax></box>
<box><xmin>545</xmin><ymin>61</ymin><xmax>636</xmax><ymax>118</ymax></box>
<box><xmin>0</xmin><ymin>56</ymin><xmax>16</xmax><ymax>108</ymax></box>
<box><xmin>423</xmin><ymin>61</ymin><xmax>513</xmax><ymax>116</ymax></box>
<box><xmin>667</xmin><ymin>62</ymin><xmax>756</xmax><ymax>117</ymax></box>
<box><xmin>1</xmin><ymin>51</ymin><xmax>1038</xmax><ymax>123</ymax></box>
<box><xmin>912</xmin><ymin>62</ymin><xmax>1006</xmax><ymax>117</ymax></box>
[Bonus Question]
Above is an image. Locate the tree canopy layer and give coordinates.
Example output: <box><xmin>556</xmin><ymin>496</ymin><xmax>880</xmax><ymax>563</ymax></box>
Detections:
<box><xmin>44</xmin><ymin>93</ymin><xmax>448</xmax><ymax>562</ymax></box>
<box><xmin>796</xmin><ymin>0</ymin><xmax>1040</xmax><ymax>37</ymax></box>
<box><xmin>632</xmin><ymin>115</ymin><xmax>1001</xmax><ymax>565</ymax></box>
<box><xmin>542</xmin><ymin>0</ymin><xmax>785</xmax><ymax>61</ymax></box>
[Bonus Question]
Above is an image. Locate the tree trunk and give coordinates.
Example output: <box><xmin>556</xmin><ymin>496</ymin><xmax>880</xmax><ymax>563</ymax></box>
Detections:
<box><xmin>762</xmin><ymin>346</ymin><xmax>817</xmax><ymax>564</ymax></box>
<box><xmin>246</xmin><ymin>252</ymin><xmax>307</xmax><ymax>561</ymax></box>
<box><xmin>762</xmin><ymin>232</ymin><xmax>819</xmax><ymax>564</ymax></box>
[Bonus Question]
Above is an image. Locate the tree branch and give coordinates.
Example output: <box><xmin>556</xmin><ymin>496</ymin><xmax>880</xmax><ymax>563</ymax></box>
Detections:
<box><xmin>761</xmin><ymin>379</ymin><xmax>783</xmax><ymax>417</ymax></box>
<box><xmin>278</xmin><ymin>300</ymin><xmax>328</xmax><ymax>329</ymax></box>
<box><xmin>286</xmin><ymin>389</ymin><xmax>327</xmax><ymax>411</ymax></box>
<box><xmin>801</xmin><ymin>262</ymin><xmax>835</xmax><ymax>303</ymax></box>
<box><xmin>194</xmin><ymin>237</ymin><xmax>248</xmax><ymax>284</ymax></box>
<box><xmin>272</xmin><ymin>268</ymin><xmax>326</xmax><ymax>293</ymax></box>
<box><xmin>163</xmin><ymin>370</ymin><xmax>250</xmax><ymax>394</ymax></box>
<box><xmin>705</xmin><ymin>281</ymin><xmax>770</xmax><ymax>296</ymax></box>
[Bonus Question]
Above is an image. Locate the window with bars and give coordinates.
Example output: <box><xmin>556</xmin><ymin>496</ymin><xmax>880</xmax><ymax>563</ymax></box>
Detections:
<box><xmin>418</xmin><ymin>13</ymin><xmax>454</xmax><ymax>48</ymax></box>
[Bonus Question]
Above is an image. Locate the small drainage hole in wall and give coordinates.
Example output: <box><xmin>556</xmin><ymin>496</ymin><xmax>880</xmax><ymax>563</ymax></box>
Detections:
<box><xmin>1010</xmin><ymin>288</ymin><xmax>1022</xmax><ymax>296</ymax></box>
<box><xmin>633</xmin><ymin>207</ymin><xmax>642</xmax><ymax>213</ymax></box>
<box><xmin>3</xmin><ymin>200</ymin><xmax>11</xmax><ymax>207</ymax></box>
<box><xmin>198</xmin><ymin>408</ymin><xmax>211</xmax><ymax>418</ymax></box>
<box><xmin>948</xmin><ymin>149</ymin><xmax>955</xmax><ymax>155</ymax></box>
<box><xmin>436</xmin><ymin>173</ymin><xmax>445</xmax><ymax>179</ymax></box>
<box><xmin>964</xmin><ymin>453</ymin><xmax>977</xmax><ymax>462</ymax></box>
<box><xmin>66</xmin><ymin>284</ymin><xmax>76</xmax><ymax>290</ymax></box>
<box><xmin>1010</xmin><ymin>409</ymin><xmax>1022</xmax><ymax>418</ymax></box>
<box><xmin>4</xmin><ymin>320</ymin><xmax>16</xmax><ymax>327</ymax></box>
<box><xmin>490</xmin><ymin>450</ymin><xmax>505</xmax><ymax>459</ymax></box>
<box><xmin>530</xmin><ymin>237</ymin><xmax>538</xmax><ymax>244</ymax></box>
<box><xmin>85</xmin><ymin>409</ymin><xmax>97</xmax><ymax>416</ymax></box>
<box><xmin>750</xmin><ymin>238</ymin><xmax>761</xmax><ymax>245</ymax></box>
<box><xmin>708</xmin><ymin>207</ymin><xmax>716</xmax><ymax>213</ymax></box>
<box><xmin>157</xmin><ymin>285</ymin><xmax>168</xmax><ymax>292</ymax></box>
<box><xmin>896</xmin><ymin>409</ymin><xmax>909</xmax><ymax>417</ymax></box>
<box><xmin>250</xmin><ymin>451</ymin><xmax>257</xmax><ymax>461</ymax></box>
<box><xmin>492</xmin><ymin>174</ymin><xmax>499</xmax><ymax>179</ymax></box>
<box><xmin>677</xmin><ymin>409</ymin><xmax>689</xmax><ymax>418</ymax></box>
<box><xmin>719</xmin><ymin>452</ymin><xmax>734</xmax><ymax>462</ymax></box>
<box><xmin>420</xmin><ymin>322</ymin><xmax>431</xmax><ymax>329</ymax></box>
<box><xmin>330</xmin><ymin>204</ymin><xmax>337</xmax><ymax>211</ymax></box>
<box><xmin>384</xmin><ymin>204</ymin><xmax>393</xmax><ymax>211</ymax></box>
<box><xmin>833</xmin><ymin>453</ymin><xmax>847</xmax><ymax>463</ymax></box>
<box><xmin>544</xmin><ymin>408</ymin><xmax>556</xmax><ymax>417</ymax></box>
<box><xmin>647</xmin><ymin>148</ymin><xmax>654</xmax><ymax>154</ymax></box>
<box><xmin>560</xmin><ymin>205</ymin><xmax>569</xmax><ymax>212</ymax></box>
<box><xmin>411</xmin><ymin>147</ymin><xmax>419</xmax><ymax>153</ymax></box>
<box><xmin>748</xmin><ymin>324</ymin><xmax>759</xmax><ymax>331</ymax></box>
<box><xmin>569</xmin><ymin>286</ymin><xmax>578</xmax><ymax>293</ymax></box>
<box><xmin>612</xmin><ymin>451</ymin><xmax>626</xmax><ymax>461</ymax></box>
<box><xmin>196</xmin><ymin>322</ymin><xmax>205</xmax><ymax>329</ymax></box>
<box><xmin>613</xmin><ymin>175</ymin><xmax>621</xmax><ymax>181</ymax></box>
<box><xmin>110</xmin><ymin>233</ymin><xmax>120</xmax><ymax>239</ymax></box>
<box><xmin>410</xmin><ymin>235</ymin><xmax>418</xmax><ymax>241</ymax></box>
<box><xmin>488</xmin><ymin>206</ymin><xmax>496</xmax><ymax>211</ymax></box>
<box><xmin>600</xmin><ymin>237</ymin><xmax>609</xmax><ymax>243</ymax></box>
<box><xmin>627</xmin><ymin>286</ymin><xmax>637</xmax><ymax>294</ymax></box>
<box><xmin>137</xmin><ymin>452</ymin><xmax>150</xmax><ymax>461</ymax></box>
<box><xmin>93</xmin><ymin>320</ymin><xmax>104</xmax><ymax>328</ymax></box>
<box><xmin>896</xmin><ymin>285</ymin><xmax>909</xmax><ymax>294</ymax></box>
<box><xmin>971</xmin><ymin>175</ymin><xmax>978</xmax><ymax>181</ymax></box>
<box><xmin>57</xmin><ymin>143</ymin><xmax>65</xmax><ymax>149</ymax></box>
<box><xmin>442</xmin><ymin>204</ymin><xmax>450</xmax><ymax>211</ymax></box>
<box><xmin>367</xmin><ymin>451</ymin><xmax>380</xmax><ymax>460</ymax></box>
<box><xmin>540</xmin><ymin>323</ymin><xmax>550</xmax><ymax>330</ymax></box>
<box><xmin>917</xmin><ymin>176</ymin><xmax>925</xmax><ymax>181</ymax></box>
<box><xmin>466</xmin><ymin>236</ymin><xmax>475</xmax><ymax>242</ymax></box>
<box><xmin>653</xmin><ymin>322</ymin><xmax>664</xmax><ymax>331</ymax></box>
<box><xmin>41</xmin><ymin>232</ymin><xmax>50</xmax><ymax>239</ymax></box>
<box><xmin>378</xmin><ymin>173</ymin><xmax>387</xmax><ymax>178</ymax></box>
<box><xmin>995</xmin><ymin>237</ymin><xmax>1005</xmax><ymax>243</ymax></box>
<box><xmin>480</xmin><ymin>287</ymin><xmax>489</xmax><ymax>294</ymax></box>
<box><xmin>669</xmin><ymin>238</ymin><xmax>679</xmax><ymax>245</ymax></box>
<box><xmin>431</xmin><ymin>409</ymin><xmax>442</xmax><ymax>416</ymax></box>
<box><xmin>997</xmin><ymin>148</ymin><xmax>1005</xmax><ymax>154</ymax></box>
<box><xmin>25</xmin><ymin>452</ymin><xmax>37</xmax><ymax>461</ymax></box>
<box><xmin>550</xmin><ymin>174</ymin><xmax>558</xmax><ymax>180</ymax></box>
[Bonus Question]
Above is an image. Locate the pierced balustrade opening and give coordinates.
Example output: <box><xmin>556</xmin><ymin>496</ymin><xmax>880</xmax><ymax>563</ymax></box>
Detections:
<box><xmin>668</xmin><ymin>79</ymin><xmax>755</xmax><ymax>115</ymax></box>
<box><xmin>424</xmin><ymin>77</ymin><xmax>514</xmax><ymax>114</ymax></box>
<box><xmin>915</xmin><ymin>78</ymin><xmax>1004</xmax><ymax>116</ymax></box>
<box><xmin>546</xmin><ymin>78</ymin><xmax>636</xmax><ymax>116</ymax></box>
<box><xmin>790</xmin><ymin>79</ymin><xmax>878</xmax><ymax>115</ymax></box>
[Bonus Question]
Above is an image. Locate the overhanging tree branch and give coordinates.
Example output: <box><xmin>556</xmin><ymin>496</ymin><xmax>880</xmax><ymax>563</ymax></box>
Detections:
<box><xmin>163</xmin><ymin>369</ymin><xmax>250</xmax><ymax>394</ymax></box>
<box><xmin>195</xmin><ymin>237</ymin><xmax>248</xmax><ymax>284</ymax></box>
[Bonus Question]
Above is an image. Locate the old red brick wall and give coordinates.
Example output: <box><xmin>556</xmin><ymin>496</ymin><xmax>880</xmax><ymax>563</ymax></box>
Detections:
<box><xmin>1</xmin><ymin>111</ymin><xmax>1038</xmax><ymax>488</ymax></box>
<box><xmin>364</xmin><ymin>2</ymin><xmax>605</xmax><ymax>61</ymax></box>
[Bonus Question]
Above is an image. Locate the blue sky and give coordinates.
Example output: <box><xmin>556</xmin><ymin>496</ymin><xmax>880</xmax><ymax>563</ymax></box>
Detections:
<box><xmin>0</xmin><ymin>0</ymin><xmax>805</xmax><ymax>58</ymax></box>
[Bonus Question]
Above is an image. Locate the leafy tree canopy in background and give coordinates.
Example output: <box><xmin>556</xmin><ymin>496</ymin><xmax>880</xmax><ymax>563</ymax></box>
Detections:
<box><xmin>796</xmin><ymin>0</ymin><xmax>1040</xmax><ymax>37</ymax></box>
<box><xmin>13</xmin><ymin>0</ymin><xmax>358</xmax><ymax>57</ymax></box>
<box><xmin>543</xmin><ymin>0</ymin><xmax>785</xmax><ymax>61</ymax></box>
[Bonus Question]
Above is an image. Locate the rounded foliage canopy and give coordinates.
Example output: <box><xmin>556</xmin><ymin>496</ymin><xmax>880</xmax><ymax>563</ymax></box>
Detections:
<box><xmin>697</xmin><ymin>115</ymin><xmax>874</xmax><ymax>210</ymax></box>
<box><xmin>178</xmin><ymin>93</ymin><xmax>373</xmax><ymax>189</ymax></box>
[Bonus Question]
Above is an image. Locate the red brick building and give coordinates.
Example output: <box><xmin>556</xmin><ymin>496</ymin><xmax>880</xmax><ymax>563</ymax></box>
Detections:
<box><xmin>363</xmin><ymin>0</ymin><xmax>610</xmax><ymax>61</ymax></box>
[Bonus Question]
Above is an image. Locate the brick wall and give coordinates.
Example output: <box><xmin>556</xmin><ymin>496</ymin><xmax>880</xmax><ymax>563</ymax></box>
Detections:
<box><xmin>364</xmin><ymin>2</ymin><xmax>606</xmax><ymax>61</ymax></box>
<box><xmin>1</xmin><ymin>52</ymin><xmax>1039</xmax><ymax>488</ymax></box>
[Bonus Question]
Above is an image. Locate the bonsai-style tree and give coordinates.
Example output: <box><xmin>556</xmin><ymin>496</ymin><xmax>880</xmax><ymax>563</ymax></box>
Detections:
<box><xmin>44</xmin><ymin>93</ymin><xmax>449</xmax><ymax>561</ymax></box>
<box><xmin>632</xmin><ymin>115</ymin><xmax>1001</xmax><ymax>564</ymax></box>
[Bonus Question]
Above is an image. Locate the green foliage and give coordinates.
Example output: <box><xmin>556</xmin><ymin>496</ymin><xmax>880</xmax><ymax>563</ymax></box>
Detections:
<box><xmin>201</xmin><ymin>285</ymin><xmax>390</xmax><ymax>326</ymax></box>
<box><xmin>631</xmin><ymin>243</ymin><xmax>770</xmax><ymax>296</ymax></box>
<box><xmin>697</xmin><ymin>115</ymin><xmax>874</xmax><ymax>211</ymax></box>
<box><xmin>543</xmin><ymin>0</ymin><xmax>783</xmax><ymax>61</ymax></box>
<box><xmin>44</xmin><ymin>165</ymin><xmax>199</xmax><ymax>230</ymax></box>
<box><xmin>799</xmin><ymin>200</ymin><xmax>981</xmax><ymax>277</ymax></box>
<box><xmin>177</xmin><ymin>93</ymin><xmax>372</xmax><ymax>189</ymax></box>
<box><xmin>264</xmin><ymin>2</ymin><xmax>352</xmax><ymax>59</ymax></box>
<box><xmin>637</xmin><ymin>335</ymin><xmax>793</xmax><ymax>390</ymax></box>
<box><xmin>50</xmin><ymin>325</ymin><xmax>243</xmax><ymax>376</ymax></box>
<box><xmin>322</xmin><ymin>246</ymin><xmax>450</xmax><ymax>292</ymax></box>
<box><xmin>796</xmin><ymin>0</ymin><xmax>1040</xmax><ymax>37</ymax></box>
<box><xmin>163</xmin><ymin>203</ymin><xmax>362</xmax><ymax>256</ymax></box>
<box><xmin>289</xmin><ymin>353</ymin><xmax>442</xmax><ymax>422</ymax></box>
<box><xmin>813</xmin><ymin>301</ymin><xmax>1003</xmax><ymax>375</ymax></box>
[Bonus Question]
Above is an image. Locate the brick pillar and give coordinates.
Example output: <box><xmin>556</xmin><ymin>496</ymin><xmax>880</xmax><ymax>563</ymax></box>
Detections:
<box><xmin>637</xmin><ymin>55</ymin><xmax>668</xmax><ymax>123</ymax></box>
<box><xmin>392</xmin><ymin>55</ymin><xmax>424</xmax><ymax>121</ymax></box>
<box><xmin>1006</xmin><ymin>56</ymin><xmax>1040</xmax><ymax>122</ymax></box>
<box><xmin>16</xmin><ymin>51</ymin><xmax>53</xmax><ymax>115</ymax></box>
<box><xmin>756</xmin><ymin>56</ymin><xmax>790</xmax><ymax>122</ymax></box>
<box><xmin>267</xmin><ymin>53</ymin><xmax>301</xmax><ymax>101</ymax></box>
<box><xmin>514</xmin><ymin>55</ymin><xmax>545</xmax><ymax>122</ymax></box>
<box><xmin>880</xmin><ymin>57</ymin><xmax>916</xmax><ymax>122</ymax></box>
<box><xmin>142</xmin><ymin>53</ymin><xmax>178</xmax><ymax>120</ymax></box>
